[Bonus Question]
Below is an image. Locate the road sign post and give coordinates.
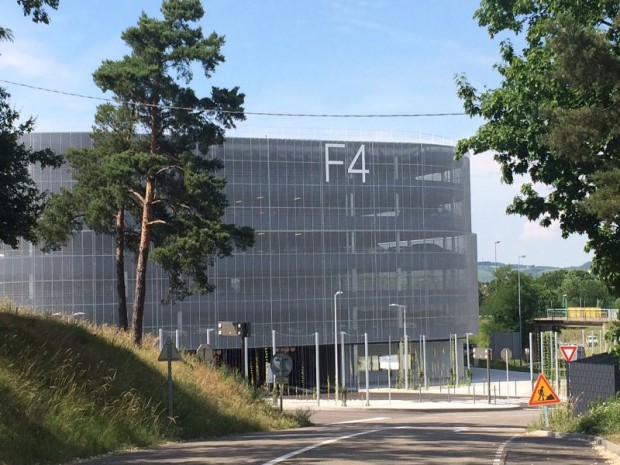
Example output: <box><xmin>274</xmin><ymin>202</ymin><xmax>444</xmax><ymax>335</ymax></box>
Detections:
<box><xmin>157</xmin><ymin>337</ymin><xmax>182</xmax><ymax>418</ymax></box>
<box><xmin>559</xmin><ymin>345</ymin><xmax>577</xmax><ymax>398</ymax></box>
<box><xmin>501</xmin><ymin>348</ymin><xmax>512</xmax><ymax>399</ymax></box>
<box><xmin>474</xmin><ymin>347</ymin><xmax>492</xmax><ymax>404</ymax></box>
<box><xmin>270</xmin><ymin>353</ymin><xmax>293</xmax><ymax>411</ymax></box>
<box><xmin>529</xmin><ymin>373</ymin><xmax>560</xmax><ymax>429</ymax></box>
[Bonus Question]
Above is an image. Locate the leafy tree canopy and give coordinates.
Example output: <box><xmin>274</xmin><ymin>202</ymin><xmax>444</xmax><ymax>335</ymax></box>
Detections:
<box><xmin>1</xmin><ymin>1</ymin><xmax>59</xmax><ymax>41</ymax></box>
<box><xmin>480</xmin><ymin>266</ymin><xmax>539</xmax><ymax>345</ymax></box>
<box><xmin>0</xmin><ymin>89</ymin><xmax>62</xmax><ymax>247</ymax></box>
<box><xmin>457</xmin><ymin>1</ymin><xmax>620</xmax><ymax>291</ymax></box>
<box><xmin>16</xmin><ymin>0</ymin><xmax>59</xmax><ymax>24</ymax></box>
<box><xmin>559</xmin><ymin>270</ymin><xmax>612</xmax><ymax>308</ymax></box>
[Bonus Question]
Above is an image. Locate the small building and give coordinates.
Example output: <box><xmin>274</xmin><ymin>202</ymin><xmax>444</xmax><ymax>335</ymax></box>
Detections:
<box><xmin>569</xmin><ymin>352</ymin><xmax>620</xmax><ymax>415</ymax></box>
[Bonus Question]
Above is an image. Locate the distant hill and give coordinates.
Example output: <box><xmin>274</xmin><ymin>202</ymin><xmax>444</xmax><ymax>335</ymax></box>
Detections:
<box><xmin>478</xmin><ymin>261</ymin><xmax>592</xmax><ymax>282</ymax></box>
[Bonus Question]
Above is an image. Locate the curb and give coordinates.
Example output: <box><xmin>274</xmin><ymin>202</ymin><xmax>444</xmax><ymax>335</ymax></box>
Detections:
<box><xmin>525</xmin><ymin>430</ymin><xmax>620</xmax><ymax>463</ymax></box>
<box><xmin>282</xmin><ymin>402</ymin><xmax>526</xmax><ymax>414</ymax></box>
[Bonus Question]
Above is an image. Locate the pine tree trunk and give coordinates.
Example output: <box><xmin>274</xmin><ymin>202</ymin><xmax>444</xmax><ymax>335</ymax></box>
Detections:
<box><xmin>131</xmin><ymin>178</ymin><xmax>154</xmax><ymax>345</ymax></box>
<box><xmin>115</xmin><ymin>208</ymin><xmax>128</xmax><ymax>331</ymax></box>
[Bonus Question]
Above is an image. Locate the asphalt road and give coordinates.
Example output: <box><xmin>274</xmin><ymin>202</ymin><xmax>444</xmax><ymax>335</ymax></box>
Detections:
<box><xmin>74</xmin><ymin>408</ymin><xmax>616</xmax><ymax>464</ymax></box>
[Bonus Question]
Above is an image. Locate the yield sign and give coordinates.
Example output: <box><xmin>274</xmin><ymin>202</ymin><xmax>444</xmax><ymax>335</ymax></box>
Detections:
<box><xmin>529</xmin><ymin>373</ymin><xmax>561</xmax><ymax>406</ymax></box>
<box><xmin>560</xmin><ymin>345</ymin><xmax>577</xmax><ymax>362</ymax></box>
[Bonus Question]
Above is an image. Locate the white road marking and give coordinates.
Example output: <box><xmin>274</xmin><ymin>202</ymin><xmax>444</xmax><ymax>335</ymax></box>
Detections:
<box><xmin>454</xmin><ymin>427</ymin><xmax>471</xmax><ymax>432</ymax></box>
<box><xmin>335</xmin><ymin>417</ymin><xmax>389</xmax><ymax>424</ymax></box>
<box><xmin>262</xmin><ymin>425</ymin><xmax>525</xmax><ymax>464</ymax></box>
<box><xmin>261</xmin><ymin>428</ymin><xmax>381</xmax><ymax>465</ymax></box>
<box><xmin>493</xmin><ymin>435</ymin><xmax>519</xmax><ymax>465</ymax></box>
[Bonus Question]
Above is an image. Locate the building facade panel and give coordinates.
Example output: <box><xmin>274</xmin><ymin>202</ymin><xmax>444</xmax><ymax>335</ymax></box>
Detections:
<box><xmin>0</xmin><ymin>133</ymin><xmax>478</xmax><ymax>354</ymax></box>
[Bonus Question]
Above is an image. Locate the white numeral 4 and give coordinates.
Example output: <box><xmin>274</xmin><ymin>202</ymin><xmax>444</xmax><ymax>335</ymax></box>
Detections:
<box><xmin>348</xmin><ymin>144</ymin><xmax>369</xmax><ymax>183</ymax></box>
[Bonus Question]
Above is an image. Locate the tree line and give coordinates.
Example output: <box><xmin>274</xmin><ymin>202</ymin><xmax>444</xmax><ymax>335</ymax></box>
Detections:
<box><xmin>480</xmin><ymin>267</ymin><xmax>619</xmax><ymax>346</ymax></box>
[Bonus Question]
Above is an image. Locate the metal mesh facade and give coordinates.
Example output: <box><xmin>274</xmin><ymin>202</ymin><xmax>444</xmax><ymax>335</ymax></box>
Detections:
<box><xmin>0</xmin><ymin>133</ymin><xmax>478</xmax><ymax>350</ymax></box>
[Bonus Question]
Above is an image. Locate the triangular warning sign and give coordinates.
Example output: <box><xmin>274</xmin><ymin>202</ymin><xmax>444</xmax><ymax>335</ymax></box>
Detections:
<box><xmin>158</xmin><ymin>338</ymin><xmax>182</xmax><ymax>362</ymax></box>
<box><xmin>529</xmin><ymin>373</ymin><xmax>561</xmax><ymax>406</ymax></box>
<box><xmin>560</xmin><ymin>345</ymin><xmax>577</xmax><ymax>362</ymax></box>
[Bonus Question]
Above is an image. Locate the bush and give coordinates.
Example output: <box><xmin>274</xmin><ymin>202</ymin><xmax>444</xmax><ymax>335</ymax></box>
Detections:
<box><xmin>576</xmin><ymin>396</ymin><xmax>620</xmax><ymax>438</ymax></box>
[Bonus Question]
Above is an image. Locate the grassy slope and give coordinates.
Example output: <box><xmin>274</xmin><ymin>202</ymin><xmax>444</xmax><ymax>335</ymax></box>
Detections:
<box><xmin>0</xmin><ymin>305</ymin><xmax>307</xmax><ymax>465</ymax></box>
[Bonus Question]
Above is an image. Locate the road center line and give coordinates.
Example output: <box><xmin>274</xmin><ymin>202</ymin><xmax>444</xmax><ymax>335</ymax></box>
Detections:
<box><xmin>335</xmin><ymin>417</ymin><xmax>389</xmax><ymax>424</ymax></box>
<box><xmin>261</xmin><ymin>429</ymin><xmax>381</xmax><ymax>465</ymax></box>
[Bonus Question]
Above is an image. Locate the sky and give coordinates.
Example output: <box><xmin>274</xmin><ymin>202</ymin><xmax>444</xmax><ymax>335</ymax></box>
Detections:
<box><xmin>0</xmin><ymin>0</ymin><xmax>593</xmax><ymax>268</ymax></box>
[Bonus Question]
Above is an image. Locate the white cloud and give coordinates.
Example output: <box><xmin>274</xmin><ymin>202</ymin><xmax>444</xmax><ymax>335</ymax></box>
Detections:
<box><xmin>0</xmin><ymin>38</ymin><xmax>72</xmax><ymax>80</ymax></box>
<box><xmin>469</xmin><ymin>150</ymin><xmax>500</xmax><ymax>178</ymax></box>
<box><xmin>520</xmin><ymin>220</ymin><xmax>560</xmax><ymax>241</ymax></box>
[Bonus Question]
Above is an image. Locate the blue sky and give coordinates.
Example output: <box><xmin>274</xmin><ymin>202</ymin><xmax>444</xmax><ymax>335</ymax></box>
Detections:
<box><xmin>0</xmin><ymin>0</ymin><xmax>592</xmax><ymax>268</ymax></box>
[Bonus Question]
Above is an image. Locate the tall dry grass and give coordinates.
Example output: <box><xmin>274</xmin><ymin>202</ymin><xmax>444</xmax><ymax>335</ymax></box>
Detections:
<box><xmin>0</xmin><ymin>303</ymin><xmax>309</xmax><ymax>465</ymax></box>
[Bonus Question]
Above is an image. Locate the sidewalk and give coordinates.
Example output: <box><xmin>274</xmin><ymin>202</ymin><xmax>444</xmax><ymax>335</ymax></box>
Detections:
<box><xmin>278</xmin><ymin>367</ymin><xmax>539</xmax><ymax>412</ymax></box>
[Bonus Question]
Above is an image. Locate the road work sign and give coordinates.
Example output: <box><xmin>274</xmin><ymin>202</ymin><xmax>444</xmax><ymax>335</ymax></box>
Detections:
<box><xmin>529</xmin><ymin>373</ymin><xmax>560</xmax><ymax>406</ymax></box>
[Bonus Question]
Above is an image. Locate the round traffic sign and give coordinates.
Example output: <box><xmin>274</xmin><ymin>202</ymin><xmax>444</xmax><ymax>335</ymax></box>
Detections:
<box><xmin>196</xmin><ymin>344</ymin><xmax>214</xmax><ymax>363</ymax></box>
<box><xmin>270</xmin><ymin>352</ymin><xmax>293</xmax><ymax>377</ymax></box>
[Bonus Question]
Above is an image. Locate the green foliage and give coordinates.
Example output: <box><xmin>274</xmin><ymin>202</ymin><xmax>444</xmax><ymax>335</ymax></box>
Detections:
<box><xmin>559</xmin><ymin>270</ymin><xmax>612</xmax><ymax>307</ymax></box>
<box><xmin>530</xmin><ymin>393</ymin><xmax>620</xmax><ymax>442</ymax></box>
<box><xmin>457</xmin><ymin>1</ymin><xmax>620</xmax><ymax>291</ymax></box>
<box><xmin>576</xmin><ymin>396</ymin><xmax>620</xmax><ymax>439</ymax></box>
<box><xmin>535</xmin><ymin>269</ymin><xmax>613</xmax><ymax>309</ymax></box>
<box><xmin>605</xmin><ymin>320</ymin><xmax>620</xmax><ymax>357</ymax></box>
<box><xmin>16</xmin><ymin>0</ymin><xmax>59</xmax><ymax>23</ymax></box>
<box><xmin>47</xmin><ymin>0</ymin><xmax>254</xmax><ymax>344</ymax></box>
<box><xmin>0</xmin><ymin>1</ymin><xmax>62</xmax><ymax>248</ymax></box>
<box><xmin>480</xmin><ymin>265</ymin><xmax>539</xmax><ymax>345</ymax></box>
<box><xmin>530</xmin><ymin>401</ymin><xmax>577</xmax><ymax>433</ymax></box>
<box><xmin>1</xmin><ymin>0</ymin><xmax>59</xmax><ymax>41</ymax></box>
<box><xmin>0</xmin><ymin>304</ymin><xmax>307</xmax><ymax>465</ymax></box>
<box><xmin>37</xmin><ymin>104</ymin><xmax>143</xmax><ymax>330</ymax></box>
<box><xmin>0</xmin><ymin>88</ymin><xmax>62</xmax><ymax>248</ymax></box>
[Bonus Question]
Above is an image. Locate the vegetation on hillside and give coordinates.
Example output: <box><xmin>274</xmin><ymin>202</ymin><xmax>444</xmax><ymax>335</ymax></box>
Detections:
<box><xmin>0</xmin><ymin>303</ymin><xmax>309</xmax><ymax>465</ymax></box>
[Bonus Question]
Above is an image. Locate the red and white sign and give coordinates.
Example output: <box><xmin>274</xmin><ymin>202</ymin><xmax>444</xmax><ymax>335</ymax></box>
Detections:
<box><xmin>560</xmin><ymin>345</ymin><xmax>578</xmax><ymax>362</ymax></box>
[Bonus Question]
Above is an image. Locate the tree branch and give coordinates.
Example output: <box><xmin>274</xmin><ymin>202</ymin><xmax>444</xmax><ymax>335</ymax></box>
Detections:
<box><xmin>129</xmin><ymin>189</ymin><xmax>144</xmax><ymax>203</ymax></box>
<box><xmin>147</xmin><ymin>219</ymin><xmax>167</xmax><ymax>226</ymax></box>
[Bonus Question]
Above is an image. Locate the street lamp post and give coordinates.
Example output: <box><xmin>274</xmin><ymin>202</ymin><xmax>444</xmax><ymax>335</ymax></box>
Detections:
<box><xmin>465</xmin><ymin>332</ymin><xmax>473</xmax><ymax>372</ymax></box>
<box><xmin>390</xmin><ymin>303</ymin><xmax>408</xmax><ymax>390</ymax></box>
<box><xmin>494</xmin><ymin>240</ymin><xmax>500</xmax><ymax>269</ymax></box>
<box><xmin>334</xmin><ymin>291</ymin><xmax>343</xmax><ymax>402</ymax></box>
<box><xmin>517</xmin><ymin>254</ymin><xmax>526</xmax><ymax>358</ymax></box>
<box><xmin>340</xmin><ymin>331</ymin><xmax>346</xmax><ymax>392</ymax></box>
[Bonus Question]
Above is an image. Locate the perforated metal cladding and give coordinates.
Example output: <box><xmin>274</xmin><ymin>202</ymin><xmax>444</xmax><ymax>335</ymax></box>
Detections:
<box><xmin>0</xmin><ymin>134</ymin><xmax>478</xmax><ymax>349</ymax></box>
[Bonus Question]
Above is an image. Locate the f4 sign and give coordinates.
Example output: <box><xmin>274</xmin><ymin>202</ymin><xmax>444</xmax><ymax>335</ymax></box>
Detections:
<box><xmin>325</xmin><ymin>143</ymin><xmax>369</xmax><ymax>183</ymax></box>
